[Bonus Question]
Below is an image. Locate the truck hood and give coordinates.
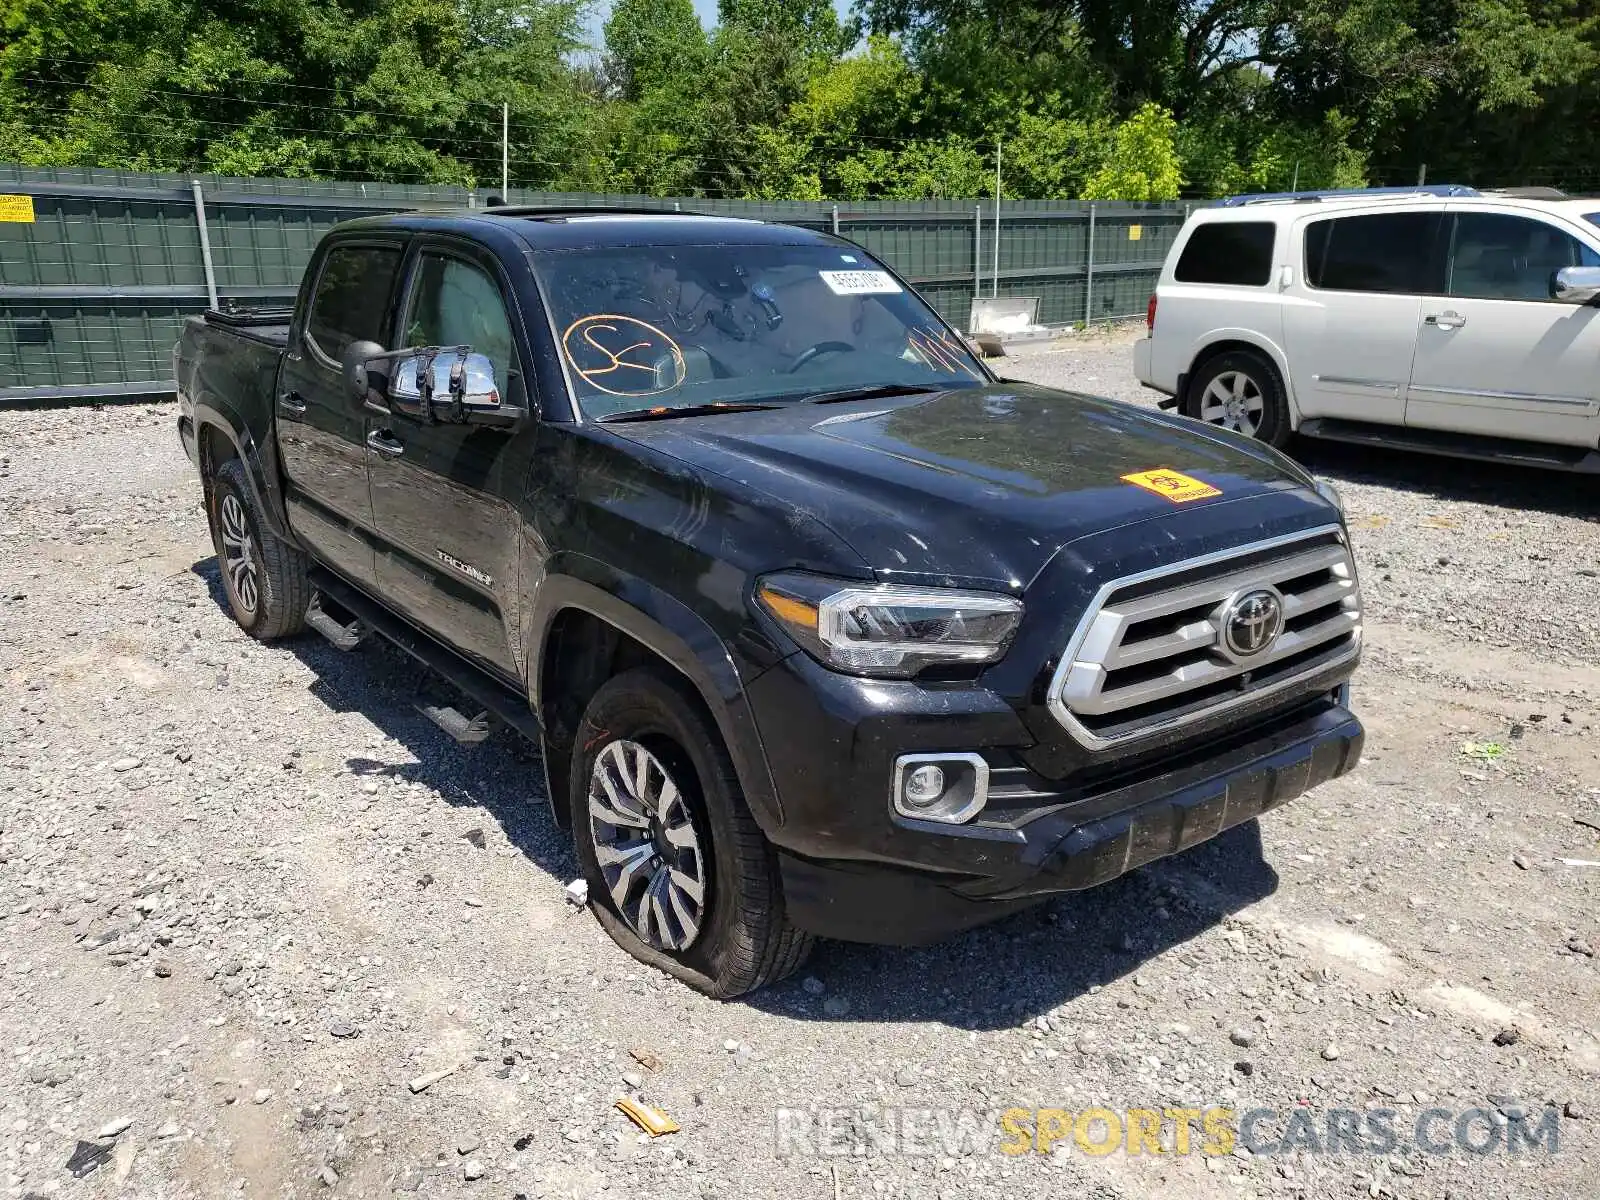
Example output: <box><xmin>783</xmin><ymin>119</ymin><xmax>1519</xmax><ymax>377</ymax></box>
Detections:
<box><xmin>614</xmin><ymin>382</ymin><xmax>1324</xmax><ymax>588</ymax></box>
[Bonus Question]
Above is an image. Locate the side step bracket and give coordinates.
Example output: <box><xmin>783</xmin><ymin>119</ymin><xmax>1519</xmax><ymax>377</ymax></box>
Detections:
<box><xmin>306</xmin><ymin>594</ymin><xmax>365</xmax><ymax>651</ymax></box>
<box><xmin>416</xmin><ymin>702</ymin><xmax>494</xmax><ymax>745</ymax></box>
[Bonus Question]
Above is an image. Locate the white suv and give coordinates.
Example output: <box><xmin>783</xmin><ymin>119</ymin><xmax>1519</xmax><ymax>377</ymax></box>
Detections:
<box><xmin>1134</xmin><ymin>187</ymin><xmax>1600</xmax><ymax>469</ymax></box>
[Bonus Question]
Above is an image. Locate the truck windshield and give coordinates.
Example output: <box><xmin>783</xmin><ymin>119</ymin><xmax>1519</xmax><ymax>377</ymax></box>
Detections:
<box><xmin>535</xmin><ymin>243</ymin><xmax>986</xmax><ymax>418</ymax></box>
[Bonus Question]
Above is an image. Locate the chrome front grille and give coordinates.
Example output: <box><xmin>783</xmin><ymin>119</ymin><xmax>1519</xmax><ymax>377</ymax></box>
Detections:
<box><xmin>1048</xmin><ymin>526</ymin><xmax>1361</xmax><ymax>749</ymax></box>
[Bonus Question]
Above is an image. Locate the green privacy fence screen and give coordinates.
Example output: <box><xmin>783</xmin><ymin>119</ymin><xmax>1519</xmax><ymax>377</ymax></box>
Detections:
<box><xmin>0</xmin><ymin>164</ymin><xmax>1189</xmax><ymax>405</ymax></box>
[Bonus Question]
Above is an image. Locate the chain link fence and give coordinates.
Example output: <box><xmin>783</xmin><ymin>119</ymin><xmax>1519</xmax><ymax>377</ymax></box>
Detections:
<box><xmin>0</xmin><ymin>164</ymin><xmax>1188</xmax><ymax>405</ymax></box>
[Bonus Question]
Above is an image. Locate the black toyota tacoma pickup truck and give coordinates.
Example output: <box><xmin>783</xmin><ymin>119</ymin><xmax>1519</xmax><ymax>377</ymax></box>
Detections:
<box><xmin>175</xmin><ymin>208</ymin><xmax>1363</xmax><ymax>997</ymax></box>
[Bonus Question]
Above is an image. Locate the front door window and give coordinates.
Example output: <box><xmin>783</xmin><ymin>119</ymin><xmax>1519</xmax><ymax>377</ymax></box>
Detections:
<box><xmin>1447</xmin><ymin>212</ymin><xmax>1600</xmax><ymax>302</ymax></box>
<box><xmin>403</xmin><ymin>255</ymin><xmax>518</xmax><ymax>396</ymax></box>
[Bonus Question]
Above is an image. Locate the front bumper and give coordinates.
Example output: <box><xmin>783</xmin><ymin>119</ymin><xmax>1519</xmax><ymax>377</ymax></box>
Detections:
<box><xmin>748</xmin><ymin>650</ymin><xmax>1361</xmax><ymax>944</ymax></box>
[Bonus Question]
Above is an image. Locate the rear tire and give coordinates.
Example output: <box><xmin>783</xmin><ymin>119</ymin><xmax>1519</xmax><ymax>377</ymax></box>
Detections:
<box><xmin>571</xmin><ymin>668</ymin><xmax>813</xmax><ymax>998</ymax></box>
<box><xmin>1184</xmin><ymin>350</ymin><xmax>1292</xmax><ymax>448</ymax></box>
<box><xmin>207</xmin><ymin>459</ymin><xmax>310</xmax><ymax>639</ymax></box>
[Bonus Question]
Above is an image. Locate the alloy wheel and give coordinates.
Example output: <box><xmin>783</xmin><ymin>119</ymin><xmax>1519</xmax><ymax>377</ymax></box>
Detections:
<box><xmin>219</xmin><ymin>492</ymin><xmax>260</xmax><ymax>616</ymax></box>
<box><xmin>587</xmin><ymin>739</ymin><xmax>707</xmax><ymax>952</ymax></box>
<box><xmin>1198</xmin><ymin>370</ymin><xmax>1265</xmax><ymax>436</ymax></box>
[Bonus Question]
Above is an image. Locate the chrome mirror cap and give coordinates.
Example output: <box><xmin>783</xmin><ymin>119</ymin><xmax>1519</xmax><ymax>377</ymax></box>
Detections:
<box><xmin>1553</xmin><ymin>265</ymin><xmax>1600</xmax><ymax>305</ymax></box>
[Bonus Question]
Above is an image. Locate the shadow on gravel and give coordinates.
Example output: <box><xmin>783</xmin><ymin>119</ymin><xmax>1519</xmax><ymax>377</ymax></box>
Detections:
<box><xmin>749</xmin><ymin>821</ymin><xmax>1278</xmax><ymax>1030</ymax></box>
<box><xmin>190</xmin><ymin>558</ymin><xmax>576</xmax><ymax>884</ymax></box>
<box><xmin>193</xmin><ymin>554</ymin><xmax>1275</xmax><ymax>1026</ymax></box>
<box><xmin>1290</xmin><ymin>438</ymin><xmax>1600</xmax><ymax>519</ymax></box>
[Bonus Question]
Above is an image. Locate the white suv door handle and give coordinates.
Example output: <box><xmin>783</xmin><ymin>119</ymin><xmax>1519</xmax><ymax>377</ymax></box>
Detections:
<box><xmin>1424</xmin><ymin>311</ymin><xmax>1467</xmax><ymax>330</ymax></box>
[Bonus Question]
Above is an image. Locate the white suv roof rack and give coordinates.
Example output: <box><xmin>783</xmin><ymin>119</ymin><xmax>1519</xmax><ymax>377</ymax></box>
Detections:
<box><xmin>1213</xmin><ymin>185</ymin><xmax>1480</xmax><ymax>208</ymax></box>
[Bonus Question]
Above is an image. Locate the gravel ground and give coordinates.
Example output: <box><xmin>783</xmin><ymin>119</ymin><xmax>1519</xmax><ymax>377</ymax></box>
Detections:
<box><xmin>1</xmin><ymin>336</ymin><xmax>1598</xmax><ymax>1200</ymax></box>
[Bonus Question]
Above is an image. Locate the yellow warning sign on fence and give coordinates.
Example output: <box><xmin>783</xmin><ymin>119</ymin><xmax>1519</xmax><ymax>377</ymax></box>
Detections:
<box><xmin>0</xmin><ymin>194</ymin><xmax>36</xmax><ymax>223</ymax></box>
<box><xmin>1127</xmin><ymin>224</ymin><xmax>1143</xmax><ymax>241</ymax></box>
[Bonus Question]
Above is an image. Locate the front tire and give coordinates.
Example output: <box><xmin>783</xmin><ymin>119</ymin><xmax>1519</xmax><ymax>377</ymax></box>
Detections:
<box><xmin>571</xmin><ymin>668</ymin><xmax>813</xmax><ymax>998</ymax></box>
<box><xmin>207</xmin><ymin>459</ymin><xmax>310</xmax><ymax>639</ymax></box>
<box><xmin>1184</xmin><ymin>350</ymin><xmax>1292</xmax><ymax>448</ymax></box>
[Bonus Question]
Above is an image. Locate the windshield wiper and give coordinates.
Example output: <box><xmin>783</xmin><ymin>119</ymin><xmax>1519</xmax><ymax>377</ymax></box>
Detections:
<box><xmin>601</xmin><ymin>401</ymin><xmax>782</xmax><ymax>423</ymax></box>
<box><xmin>801</xmin><ymin>383</ymin><xmax>947</xmax><ymax>405</ymax></box>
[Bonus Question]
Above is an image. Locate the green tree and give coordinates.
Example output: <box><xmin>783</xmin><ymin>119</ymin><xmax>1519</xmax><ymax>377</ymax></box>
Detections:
<box><xmin>780</xmin><ymin>36</ymin><xmax>922</xmax><ymax>194</ymax></box>
<box><xmin>864</xmin><ymin>0</ymin><xmax>1600</xmax><ymax>194</ymax></box>
<box><xmin>1243</xmin><ymin>111</ymin><xmax>1369</xmax><ymax>193</ymax></box>
<box><xmin>1081</xmin><ymin>102</ymin><xmax>1183</xmax><ymax>200</ymax></box>
<box><xmin>788</xmin><ymin>37</ymin><xmax>921</xmax><ymax>152</ymax></box>
<box><xmin>860</xmin><ymin>0</ymin><xmax>1286</xmax><ymax>117</ymax></box>
<box><xmin>4</xmin><ymin>0</ymin><xmax>1598</xmax><ymax>200</ymax></box>
<box><xmin>1004</xmin><ymin>107</ymin><xmax>1110</xmax><ymax>198</ymax></box>
<box><xmin>604</xmin><ymin>0</ymin><xmax>708</xmax><ymax>102</ymax></box>
<box><xmin>833</xmin><ymin>135</ymin><xmax>989</xmax><ymax>199</ymax></box>
<box><xmin>719</xmin><ymin>0</ymin><xmax>855</xmax><ymax>60</ymax></box>
<box><xmin>0</xmin><ymin>0</ymin><xmax>596</xmax><ymax>187</ymax></box>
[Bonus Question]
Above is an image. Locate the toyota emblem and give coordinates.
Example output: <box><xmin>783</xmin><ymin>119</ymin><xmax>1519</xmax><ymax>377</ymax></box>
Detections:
<box><xmin>1222</xmin><ymin>588</ymin><xmax>1283</xmax><ymax>659</ymax></box>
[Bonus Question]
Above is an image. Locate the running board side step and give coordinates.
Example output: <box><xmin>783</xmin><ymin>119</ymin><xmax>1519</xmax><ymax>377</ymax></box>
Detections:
<box><xmin>416</xmin><ymin>702</ymin><xmax>494</xmax><ymax>745</ymax></box>
<box><xmin>306</xmin><ymin>594</ymin><xmax>365</xmax><ymax>650</ymax></box>
<box><xmin>1300</xmin><ymin>417</ymin><xmax>1600</xmax><ymax>473</ymax></box>
<box><xmin>307</xmin><ymin>567</ymin><xmax>542</xmax><ymax>744</ymax></box>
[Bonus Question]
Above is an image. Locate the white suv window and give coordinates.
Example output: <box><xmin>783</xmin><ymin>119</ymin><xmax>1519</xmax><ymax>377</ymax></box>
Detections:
<box><xmin>1174</xmin><ymin>222</ymin><xmax>1275</xmax><ymax>286</ymax></box>
<box><xmin>1303</xmin><ymin>212</ymin><xmax>1443</xmax><ymax>294</ymax></box>
<box><xmin>1447</xmin><ymin>212</ymin><xmax>1600</xmax><ymax>302</ymax></box>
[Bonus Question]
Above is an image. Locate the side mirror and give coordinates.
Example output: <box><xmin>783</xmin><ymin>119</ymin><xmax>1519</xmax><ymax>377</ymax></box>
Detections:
<box><xmin>342</xmin><ymin>339</ymin><xmax>390</xmax><ymax>411</ymax></box>
<box><xmin>1553</xmin><ymin>266</ymin><xmax>1600</xmax><ymax>305</ymax></box>
<box><xmin>389</xmin><ymin>349</ymin><xmax>516</xmax><ymax>428</ymax></box>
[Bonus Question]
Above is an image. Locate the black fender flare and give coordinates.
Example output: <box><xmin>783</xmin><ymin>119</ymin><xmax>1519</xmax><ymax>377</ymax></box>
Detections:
<box><xmin>524</xmin><ymin>566</ymin><xmax>785</xmax><ymax>838</ymax></box>
<box><xmin>192</xmin><ymin>399</ymin><xmax>296</xmax><ymax>544</ymax></box>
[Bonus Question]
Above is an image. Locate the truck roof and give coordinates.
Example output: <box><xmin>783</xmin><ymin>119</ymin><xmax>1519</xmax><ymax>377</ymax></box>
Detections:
<box><xmin>333</xmin><ymin>209</ymin><xmax>838</xmax><ymax>251</ymax></box>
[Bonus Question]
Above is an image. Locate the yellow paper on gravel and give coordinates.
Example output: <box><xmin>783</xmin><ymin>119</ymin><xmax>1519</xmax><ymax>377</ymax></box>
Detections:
<box><xmin>615</xmin><ymin>1096</ymin><xmax>679</xmax><ymax>1137</ymax></box>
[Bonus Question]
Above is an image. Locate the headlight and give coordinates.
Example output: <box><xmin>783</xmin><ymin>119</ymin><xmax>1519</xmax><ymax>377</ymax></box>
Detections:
<box><xmin>755</xmin><ymin>573</ymin><xmax>1023</xmax><ymax>678</ymax></box>
<box><xmin>1313</xmin><ymin>478</ymin><xmax>1344</xmax><ymax>513</ymax></box>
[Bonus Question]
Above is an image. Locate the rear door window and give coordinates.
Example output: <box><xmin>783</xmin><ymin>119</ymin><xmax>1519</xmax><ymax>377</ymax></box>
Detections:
<box><xmin>1174</xmin><ymin>222</ymin><xmax>1276</xmax><ymax>286</ymax></box>
<box><xmin>1303</xmin><ymin>212</ymin><xmax>1443</xmax><ymax>294</ymax></box>
<box><xmin>306</xmin><ymin>244</ymin><xmax>403</xmax><ymax>361</ymax></box>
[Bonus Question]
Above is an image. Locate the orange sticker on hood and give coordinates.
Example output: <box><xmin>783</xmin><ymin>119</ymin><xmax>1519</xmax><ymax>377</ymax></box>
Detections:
<box><xmin>1121</xmin><ymin>469</ymin><xmax>1222</xmax><ymax>503</ymax></box>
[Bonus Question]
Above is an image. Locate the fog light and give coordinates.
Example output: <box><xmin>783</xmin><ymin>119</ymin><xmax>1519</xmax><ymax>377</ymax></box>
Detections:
<box><xmin>892</xmin><ymin>753</ymin><xmax>990</xmax><ymax>825</ymax></box>
<box><xmin>903</xmin><ymin>764</ymin><xmax>946</xmax><ymax>806</ymax></box>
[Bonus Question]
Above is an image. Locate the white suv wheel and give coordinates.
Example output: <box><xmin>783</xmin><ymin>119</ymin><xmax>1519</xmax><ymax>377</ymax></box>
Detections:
<box><xmin>1198</xmin><ymin>370</ymin><xmax>1266</xmax><ymax>435</ymax></box>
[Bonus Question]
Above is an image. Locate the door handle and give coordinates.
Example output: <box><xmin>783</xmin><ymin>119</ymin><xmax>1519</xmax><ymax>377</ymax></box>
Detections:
<box><xmin>278</xmin><ymin>390</ymin><xmax>307</xmax><ymax>416</ymax></box>
<box><xmin>366</xmin><ymin>429</ymin><xmax>405</xmax><ymax>459</ymax></box>
<box><xmin>1424</xmin><ymin>311</ymin><xmax>1467</xmax><ymax>330</ymax></box>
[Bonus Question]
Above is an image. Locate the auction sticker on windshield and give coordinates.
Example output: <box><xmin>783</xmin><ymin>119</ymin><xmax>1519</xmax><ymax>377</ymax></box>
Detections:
<box><xmin>820</xmin><ymin>270</ymin><xmax>903</xmax><ymax>296</ymax></box>
<box><xmin>1121</xmin><ymin>468</ymin><xmax>1222</xmax><ymax>503</ymax></box>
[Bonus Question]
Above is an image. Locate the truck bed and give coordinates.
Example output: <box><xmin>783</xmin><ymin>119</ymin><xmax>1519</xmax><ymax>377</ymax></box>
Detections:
<box><xmin>201</xmin><ymin>307</ymin><xmax>292</xmax><ymax>349</ymax></box>
<box><xmin>176</xmin><ymin>309</ymin><xmax>290</xmax><ymax>481</ymax></box>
